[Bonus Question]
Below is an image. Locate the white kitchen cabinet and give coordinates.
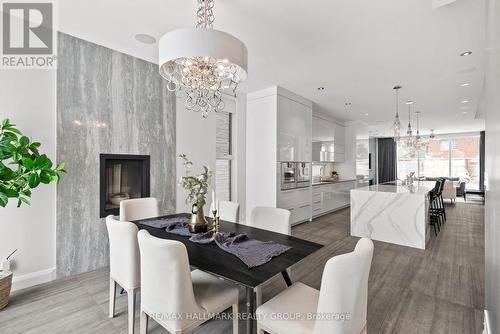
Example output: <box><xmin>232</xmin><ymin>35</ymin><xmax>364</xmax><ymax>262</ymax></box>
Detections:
<box><xmin>246</xmin><ymin>86</ymin><xmax>313</xmax><ymax>223</ymax></box>
<box><xmin>278</xmin><ymin>95</ymin><xmax>312</xmax><ymax>162</ymax></box>
<box><xmin>312</xmin><ymin>116</ymin><xmax>345</xmax><ymax>162</ymax></box>
<box><xmin>312</xmin><ymin>181</ymin><xmax>356</xmax><ymax>217</ymax></box>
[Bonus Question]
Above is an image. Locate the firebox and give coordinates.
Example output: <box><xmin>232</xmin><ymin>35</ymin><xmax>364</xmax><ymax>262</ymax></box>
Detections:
<box><xmin>99</xmin><ymin>154</ymin><xmax>150</xmax><ymax>218</ymax></box>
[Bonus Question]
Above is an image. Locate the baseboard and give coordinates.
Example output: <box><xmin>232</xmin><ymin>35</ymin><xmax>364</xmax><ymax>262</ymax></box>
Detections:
<box><xmin>484</xmin><ymin>310</ymin><xmax>491</xmax><ymax>334</ymax></box>
<box><xmin>11</xmin><ymin>267</ymin><xmax>56</xmax><ymax>291</ymax></box>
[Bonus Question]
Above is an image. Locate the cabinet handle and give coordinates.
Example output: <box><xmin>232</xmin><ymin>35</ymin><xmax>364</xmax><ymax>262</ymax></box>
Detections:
<box><xmin>299</xmin><ymin>204</ymin><xmax>310</xmax><ymax>209</ymax></box>
<box><xmin>313</xmin><ymin>200</ymin><xmax>321</xmax><ymax>204</ymax></box>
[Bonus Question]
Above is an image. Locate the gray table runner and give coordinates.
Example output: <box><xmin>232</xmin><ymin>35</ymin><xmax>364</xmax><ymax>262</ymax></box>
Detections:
<box><xmin>140</xmin><ymin>218</ymin><xmax>291</xmax><ymax>268</ymax></box>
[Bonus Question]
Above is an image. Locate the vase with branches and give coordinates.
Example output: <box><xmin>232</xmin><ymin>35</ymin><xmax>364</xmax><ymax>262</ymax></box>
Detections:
<box><xmin>178</xmin><ymin>154</ymin><xmax>213</xmax><ymax>232</ymax></box>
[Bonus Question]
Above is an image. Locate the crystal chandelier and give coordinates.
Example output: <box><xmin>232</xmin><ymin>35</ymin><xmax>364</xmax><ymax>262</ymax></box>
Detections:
<box><xmin>159</xmin><ymin>0</ymin><xmax>248</xmax><ymax>117</ymax></box>
<box><xmin>429</xmin><ymin>129</ymin><xmax>436</xmax><ymax>139</ymax></box>
<box><xmin>393</xmin><ymin>85</ymin><xmax>402</xmax><ymax>142</ymax></box>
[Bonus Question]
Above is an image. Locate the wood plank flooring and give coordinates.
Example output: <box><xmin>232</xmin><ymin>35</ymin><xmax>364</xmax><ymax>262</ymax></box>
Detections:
<box><xmin>0</xmin><ymin>201</ymin><xmax>484</xmax><ymax>333</ymax></box>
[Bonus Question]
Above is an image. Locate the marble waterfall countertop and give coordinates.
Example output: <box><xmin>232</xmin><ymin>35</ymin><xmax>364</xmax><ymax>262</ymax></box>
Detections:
<box><xmin>350</xmin><ymin>180</ymin><xmax>432</xmax><ymax>250</ymax></box>
<box><xmin>355</xmin><ymin>181</ymin><xmax>435</xmax><ymax>194</ymax></box>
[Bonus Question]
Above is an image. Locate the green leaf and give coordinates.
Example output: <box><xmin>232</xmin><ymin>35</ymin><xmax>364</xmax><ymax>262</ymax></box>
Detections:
<box><xmin>22</xmin><ymin>157</ymin><xmax>35</xmax><ymax>169</ymax></box>
<box><xmin>0</xmin><ymin>192</ymin><xmax>8</xmax><ymax>207</ymax></box>
<box><xmin>56</xmin><ymin>162</ymin><xmax>65</xmax><ymax>171</ymax></box>
<box><xmin>4</xmin><ymin>127</ymin><xmax>21</xmax><ymax>135</ymax></box>
<box><xmin>1</xmin><ymin>118</ymin><xmax>10</xmax><ymax>129</ymax></box>
<box><xmin>40</xmin><ymin>171</ymin><xmax>51</xmax><ymax>184</ymax></box>
<box><xmin>19</xmin><ymin>136</ymin><xmax>29</xmax><ymax>147</ymax></box>
<box><xmin>20</xmin><ymin>197</ymin><xmax>31</xmax><ymax>206</ymax></box>
<box><xmin>34</xmin><ymin>154</ymin><xmax>52</xmax><ymax>170</ymax></box>
<box><xmin>28</xmin><ymin>173</ymin><xmax>40</xmax><ymax>188</ymax></box>
<box><xmin>6</xmin><ymin>189</ymin><xmax>19</xmax><ymax>198</ymax></box>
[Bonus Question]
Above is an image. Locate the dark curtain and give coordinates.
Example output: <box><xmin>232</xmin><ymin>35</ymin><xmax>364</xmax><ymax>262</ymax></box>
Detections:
<box><xmin>378</xmin><ymin>138</ymin><xmax>397</xmax><ymax>183</ymax></box>
<box><xmin>480</xmin><ymin>131</ymin><xmax>485</xmax><ymax>191</ymax></box>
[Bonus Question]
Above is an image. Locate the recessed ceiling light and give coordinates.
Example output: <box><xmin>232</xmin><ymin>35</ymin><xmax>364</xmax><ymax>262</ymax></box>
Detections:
<box><xmin>461</xmin><ymin>100</ymin><xmax>469</xmax><ymax>103</ymax></box>
<box><xmin>460</xmin><ymin>83</ymin><xmax>471</xmax><ymax>87</ymax></box>
<box><xmin>317</xmin><ymin>87</ymin><xmax>325</xmax><ymax>91</ymax></box>
<box><xmin>364</xmin><ymin>113</ymin><xmax>369</xmax><ymax>116</ymax></box>
<box><xmin>405</xmin><ymin>101</ymin><xmax>414</xmax><ymax>105</ymax></box>
<box><xmin>134</xmin><ymin>34</ymin><xmax>157</xmax><ymax>44</ymax></box>
<box><xmin>462</xmin><ymin>111</ymin><xmax>468</xmax><ymax>115</ymax></box>
<box><xmin>460</xmin><ymin>51</ymin><xmax>473</xmax><ymax>56</ymax></box>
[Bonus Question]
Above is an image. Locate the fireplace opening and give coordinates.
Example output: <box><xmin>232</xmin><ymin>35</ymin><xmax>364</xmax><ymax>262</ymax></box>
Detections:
<box><xmin>99</xmin><ymin>154</ymin><xmax>150</xmax><ymax>218</ymax></box>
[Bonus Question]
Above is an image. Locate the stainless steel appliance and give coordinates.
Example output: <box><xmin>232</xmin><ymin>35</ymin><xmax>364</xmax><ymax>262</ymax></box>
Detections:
<box><xmin>281</xmin><ymin>162</ymin><xmax>297</xmax><ymax>190</ymax></box>
<box><xmin>280</xmin><ymin>162</ymin><xmax>311</xmax><ymax>190</ymax></box>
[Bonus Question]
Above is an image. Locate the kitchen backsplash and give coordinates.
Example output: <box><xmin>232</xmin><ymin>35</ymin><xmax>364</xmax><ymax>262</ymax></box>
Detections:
<box><xmin>312</xmin><ymin>162</ymin><xmax>337</xmax><ymax>178</ymax></box>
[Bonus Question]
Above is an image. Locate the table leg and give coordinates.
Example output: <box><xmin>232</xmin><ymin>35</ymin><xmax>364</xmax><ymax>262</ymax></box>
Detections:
<box><xmin>281</xmin><ymin>270</ymin><xmax>292</xmax><ymax>287</ymax></box>
<box><xmin>246</xmin><ymin>287</ymin><xmax>255</xmax><ymax>334</ymax></box>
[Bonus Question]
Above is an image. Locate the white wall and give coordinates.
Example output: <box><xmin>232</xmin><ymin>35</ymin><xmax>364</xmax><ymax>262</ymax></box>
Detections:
<box><xmin>0</xmin><ymin>69</ymin><xmax>57</xmax><ymax>291</ymax></box>
<box><xmin>235</xmin><ymin>95</ymin><xmax>247</xmax><ymax>220</ymax></box>
<box><xmin>175</xmin><ymin>97</ymin><xmax>217</xmax><ymax>214</ymax></box>
<box><xmin>176</xmin><ymin>94</ymin><xmax>246</xmax><ymax>219</ymax></box>
<box><xmin>484</xmin><ymin>0</ymin><xmax>500</xmax><ymax>331</ymax></box>
<box><xmin>245</xmin><ymin>90</ymin><xmax>278</xmax><ymax>220</ymax></box>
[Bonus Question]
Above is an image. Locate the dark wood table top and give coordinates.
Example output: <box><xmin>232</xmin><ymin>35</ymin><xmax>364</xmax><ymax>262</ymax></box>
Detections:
<box><xmin>132</xmin><ymin>213</ymin><xmax>323</xmax><ymax>288</ymax></box>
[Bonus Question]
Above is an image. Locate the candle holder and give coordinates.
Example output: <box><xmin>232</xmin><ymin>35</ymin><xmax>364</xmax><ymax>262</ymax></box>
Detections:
<box><xmin>211</xmin><ymin>210</ymin><xmax>221</xmax><ymax>240</ymax></box>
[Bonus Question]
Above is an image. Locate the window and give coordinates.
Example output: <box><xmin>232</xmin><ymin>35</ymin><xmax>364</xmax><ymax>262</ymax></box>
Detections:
<box><xmin>450</xmin><ymin>136</ymin><xmax>480</xmax><ymax>190</ymax></box>
<box><xmin>420</xmin><ymin>139</ymin><xmax>450</xmax><ymax>178</ymax></box>
<box><xmin>216</xmin><ymin>109</ymin><xmax>233</xmax><ymax>201</ymax></box>
<box><xmin>396</xmin><ymin>133</ymin><xmax>480</xmax><ymax>190</ymax></box>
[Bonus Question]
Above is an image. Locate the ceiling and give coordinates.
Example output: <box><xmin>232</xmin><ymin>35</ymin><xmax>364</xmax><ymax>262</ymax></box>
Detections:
<box><xmin>58</xmin><ymin>0</ymin><xmax>486</xmax><ymax>136</ymax></box>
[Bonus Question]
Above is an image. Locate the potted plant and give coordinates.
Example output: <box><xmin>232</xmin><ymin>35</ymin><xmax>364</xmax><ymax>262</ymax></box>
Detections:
<box><xmin>0</xmin><ymin>118</ymin><xmax>64</xmax><ymax>310</ymax></box>
<box><xmin>0</xmin><ymin>118</ymin><xmax>65</xmax><ymax>207</ymax></box>
<box><xmin>178</xmin><ymin>154</ymin><xmax>213</xmax><ymax>233</ymax></box>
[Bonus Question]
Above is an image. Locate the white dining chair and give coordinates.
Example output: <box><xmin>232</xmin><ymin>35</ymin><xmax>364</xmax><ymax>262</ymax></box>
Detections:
<box><xmin>105</xmin><ymin>216</ymin><xmax>141</xmax><ymax>334</ymax></box>
<box><xmin>137</xmin><ymin>230</ymin><xmax>239</xmax><ymax>334</ymax></box>
<box><xmin>211</xmin><ymin>200</ymin><xmax>240</xmax><ymax>223</ymax></box>
<box><xmin>249</xmin><ymin>206</ymin><xmax>292</xmax><ymax>306</ymax></box>
<box><xmin>120</xmin><ymin>197</ymin><xmax>159</xmax><ymax>222</ymax></box>
<box><xmin>256</xmin><ymin>238</ymin><xmax>374</xmax><ymax>334</ymax></box>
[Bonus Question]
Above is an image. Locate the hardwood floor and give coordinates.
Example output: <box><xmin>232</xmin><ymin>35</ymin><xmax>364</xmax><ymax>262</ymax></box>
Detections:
<box><xmin>0</xmin><ymin>202</ymin><xmax>484</xmax><ymax>333</ymax></box>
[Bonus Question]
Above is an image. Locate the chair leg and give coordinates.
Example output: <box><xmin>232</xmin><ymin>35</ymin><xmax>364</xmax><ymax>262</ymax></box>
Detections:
<box><xmin>232</xmin><ymin>303</ymin><xmax>239</xmax><ymax>334</ymax></box>
<box><xmin>140</xmin><ymin>310</ymin><xmax>149</xmax><ymax>334</ymax></box>
<box><xmin>255</xmin><ymin>286</ymin><xmax>262</xmax><ymax>307</ymax></box>
<box><xmin>127</xmin><ymin>289</ymin><xmax>136</xmax><ymax>334</ymax></box>
<box><xmin>109</xmin><ymin>278</ymin><xmax>116</xmax><ymax>318</ymax></box>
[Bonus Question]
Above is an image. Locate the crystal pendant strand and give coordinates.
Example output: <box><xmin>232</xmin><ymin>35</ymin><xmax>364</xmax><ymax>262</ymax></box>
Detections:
<box><xmin>406</xmin><ymin>102</ymin><xmax>415</xmax><ymax>154</ymax></box>
<box><xmin>414</xmin><ymin>111</ymin><xmax>422</xmax><ymax>150</ymax></box>
<box><xmin>393</xmin><ymin>85</ymin><xmax>402</xmax><ymax>142</ymax></box>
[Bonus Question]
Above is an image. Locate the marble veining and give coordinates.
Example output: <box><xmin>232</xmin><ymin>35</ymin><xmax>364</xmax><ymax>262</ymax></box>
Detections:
<box><xmin>56</xmin><ymin>33</ymin><xmax>176</xmax><ymax>277</ymax></box>
<box><xmin>350</xmin><ymin>184</ymin><xmax>430</xmax><ymax>249</ymax></box>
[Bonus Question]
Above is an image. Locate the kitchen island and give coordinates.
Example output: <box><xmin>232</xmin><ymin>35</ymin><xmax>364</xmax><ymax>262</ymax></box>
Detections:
<box><xmin>350</xmin><ymin>181</ymin><xmax>433</xmax><ymax>249</ymax></box>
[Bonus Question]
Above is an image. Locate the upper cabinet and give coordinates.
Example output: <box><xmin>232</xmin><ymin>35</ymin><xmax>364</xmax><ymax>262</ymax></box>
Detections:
<box><xmin>312</xmin><ymin>115</ymin><xmax>345</xmax><ymax>162</ymax></box>
<box><xmin>277</xmin><ymin>94</ymin><xmax>312</xmax><ymax>162</ymax></box>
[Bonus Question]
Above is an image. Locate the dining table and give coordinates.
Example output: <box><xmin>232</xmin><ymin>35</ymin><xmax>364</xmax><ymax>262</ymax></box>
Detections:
<box><xmin>132</xmin><ymin>213</ymin><xmax>323</xmax><ymax>334</ymax></box>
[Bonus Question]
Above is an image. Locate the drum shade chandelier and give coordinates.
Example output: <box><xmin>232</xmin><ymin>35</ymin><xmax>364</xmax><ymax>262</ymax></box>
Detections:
<box><xmin>159</xmin><ymin>0</ymin><xmax>248</xmax><ymax>118</ymax></box>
